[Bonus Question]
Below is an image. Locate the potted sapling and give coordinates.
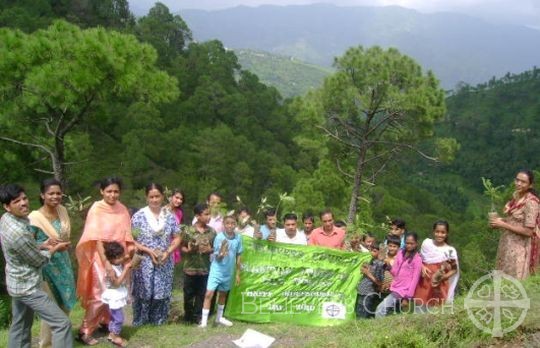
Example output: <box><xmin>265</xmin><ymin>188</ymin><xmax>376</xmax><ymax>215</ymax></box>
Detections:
<box><xmin>482</xmin><ymin>177</ymin><xmax>505</xmax><ymax>221</ymax></box>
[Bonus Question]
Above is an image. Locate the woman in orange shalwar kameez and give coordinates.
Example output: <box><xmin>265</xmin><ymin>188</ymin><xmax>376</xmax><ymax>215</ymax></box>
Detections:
<box><xmin>76</xmin><ymin>177</ymin><xmax>134</xmax><ymax>345</ymax></box>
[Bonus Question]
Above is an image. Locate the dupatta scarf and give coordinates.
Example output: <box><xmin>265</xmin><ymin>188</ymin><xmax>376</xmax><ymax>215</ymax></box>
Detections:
<box><xmin>28</xmin><ymin>205</ymin><xmax>71</xmax><ymax>240</ymax></box>
<box><xmin>75</xmin><ymin>200</ymin><xmax>133</xmax><ymax>308</ymax></box>
<box><xmin>420</xmin><ymin>238</ymin><xmax>460</xmax><ymax>302</ymax></box>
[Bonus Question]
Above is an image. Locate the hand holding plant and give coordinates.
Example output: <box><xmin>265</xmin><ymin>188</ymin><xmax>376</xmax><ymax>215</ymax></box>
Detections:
<box><xmin>482</xmin><ymin>177</ymin><xmax>505</xmax><ymax>219</ymax></box>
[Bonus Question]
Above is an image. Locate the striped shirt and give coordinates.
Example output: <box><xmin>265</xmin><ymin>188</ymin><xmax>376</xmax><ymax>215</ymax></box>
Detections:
<box><xmin>0</xmin><ymin>212</ymin><xmax>50</xmax><ymax>296</ymax></box>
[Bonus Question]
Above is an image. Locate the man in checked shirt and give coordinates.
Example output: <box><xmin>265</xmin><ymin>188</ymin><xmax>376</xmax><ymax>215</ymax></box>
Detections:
<box><xmin>0</xmin><ymin>184</ymin><xmax>73</xmax><ymax>348</ymax></box>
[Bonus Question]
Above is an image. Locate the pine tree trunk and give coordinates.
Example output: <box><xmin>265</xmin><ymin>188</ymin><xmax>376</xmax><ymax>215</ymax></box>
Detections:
<box><xmin>52</xmin><ymin>136</ymin><xmax>66</xmax><ymax>185</ymax></box>
<box><xmin>347</xmin><ymin>147</ymin><xmax>367</xmax><ymax>224</ymax></box>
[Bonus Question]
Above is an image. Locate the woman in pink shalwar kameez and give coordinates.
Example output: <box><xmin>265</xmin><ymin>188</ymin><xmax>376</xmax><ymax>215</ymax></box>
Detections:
<box><xmin>76</xmin><ymin>177</ymin><xmax>134</xmax><ymax>345</ymax></box>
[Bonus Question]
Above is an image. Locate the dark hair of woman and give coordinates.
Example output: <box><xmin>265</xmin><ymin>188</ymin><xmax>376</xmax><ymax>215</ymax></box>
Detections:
<box><xmin>145</xmin><ymin>183</ymin><xmax>164</xmax><ymax>196</ymax></box>
<box><xmin>402</xmin><ymin>232</ymin><xmax>419</xmax><ymax>263</ymax></box>
<box><xmin>433</xmin><ymin>220</ymin><xmax>450</xmax><ymax>244</ymax></box>
<box><xmin>99</xmin><ymin>176</ymin><xmax>123</xmax><ymax>190</ymax></box>
<box><xmin>39</xmin><ymin>178</ymin><xmax>63</xmax><ymax>205</ymax></box>
<box><xmin>518</xmin><ymin>169</ymin><xmax>538</xmax><ymax>198</ymax></box>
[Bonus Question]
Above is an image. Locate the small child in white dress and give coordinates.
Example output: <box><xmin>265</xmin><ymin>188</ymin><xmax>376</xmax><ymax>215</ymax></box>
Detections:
<box><xmin>102</xmin><ymin>242</ymin><xmax>132</xmax><ymax>347</ymax></box>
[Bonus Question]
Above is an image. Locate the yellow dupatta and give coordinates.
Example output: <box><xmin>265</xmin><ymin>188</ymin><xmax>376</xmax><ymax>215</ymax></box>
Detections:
<box><xmin>28</xmin><ymin>205</ymin><xmax>71</xmax><ymax>240</ymax></box>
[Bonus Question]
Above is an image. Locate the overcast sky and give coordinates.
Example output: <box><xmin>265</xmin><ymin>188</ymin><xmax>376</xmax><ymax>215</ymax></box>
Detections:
<box><xmin>129</xmin><ymin>0</ymin><xmax>540</xmax><ymax>29</ymax></box>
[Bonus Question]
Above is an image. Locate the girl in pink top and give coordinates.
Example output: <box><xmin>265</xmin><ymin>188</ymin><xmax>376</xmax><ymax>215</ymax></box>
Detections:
<box><xmin>167</xmin><ymin>189</ymin><xmax>185</xmax><ymax>264</ymax></box>
<box><xmin>375</xmin><ymin>232</ymin><xmax>422</xmax><ymax>318</ymax></box>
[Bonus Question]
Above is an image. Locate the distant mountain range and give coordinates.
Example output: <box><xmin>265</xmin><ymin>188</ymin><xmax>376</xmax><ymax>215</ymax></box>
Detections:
<box><xmin>180</xmin><ymin>4</ymin><xmax>540</xmax><ymax>89</ymax></box>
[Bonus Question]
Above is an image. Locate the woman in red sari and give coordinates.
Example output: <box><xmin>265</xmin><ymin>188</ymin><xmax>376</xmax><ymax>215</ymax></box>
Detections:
<box><xmin>76</xmin><ymin>177</ymin><xmax>134</xmax><ymax>345</ymax></box>
<box><xmin>491</xmin><ymin>170</ymin><xmax>540</xmax><ymax>280</ymax></box>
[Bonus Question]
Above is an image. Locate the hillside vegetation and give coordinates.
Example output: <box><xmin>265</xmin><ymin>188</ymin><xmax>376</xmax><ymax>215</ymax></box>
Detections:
<box><xmin>235</xmin><ymin>49</ymin><xmax>331</xmax><ymax>97</ymax></box>
<box><xmin>440</xmin><ymin>68</ymin><xmax>540</xmax><ymax>187</ymax></box>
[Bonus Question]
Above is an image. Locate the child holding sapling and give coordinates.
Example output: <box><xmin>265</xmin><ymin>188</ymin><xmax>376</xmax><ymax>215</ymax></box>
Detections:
<box><xmin>199</xmin><ymin>215</ymin><xmax>243</xmax><ymax>328</ymax></box>
<box><xmin>356</xmin><ymin>243</ymin><xmax>385</xmax><ymax>318</ymax></box>
<box><xmin>180</xmin><ymin>203</ymin><xmax>216</xmax><ymax>324</ymax></box>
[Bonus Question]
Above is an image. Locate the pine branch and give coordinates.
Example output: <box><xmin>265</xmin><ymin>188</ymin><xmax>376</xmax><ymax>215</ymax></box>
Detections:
<box><xmin>0</xmin><ymin>135</ymin><xmax>53</xmax><ymax>157</ymax></box>
<box><xmin>335</xmin><ymin>159</ymin><xmax>355</xmax><ymax>179</ymax></box>
<box><xmin>316</xmin><ymin>124</ymin><xmax>362</xmax><ymax>150</ymax></box>
<box><xmin>367</xmin><ymin>141</ymin><xmax>438</xmax><ymax>161</ymax></box>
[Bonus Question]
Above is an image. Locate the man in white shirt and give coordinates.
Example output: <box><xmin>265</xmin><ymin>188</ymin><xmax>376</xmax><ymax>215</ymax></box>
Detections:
<box><xmin>271</xmin><ymin>213</ymin><xmax>307</xmax><ymax>246</ymax></box>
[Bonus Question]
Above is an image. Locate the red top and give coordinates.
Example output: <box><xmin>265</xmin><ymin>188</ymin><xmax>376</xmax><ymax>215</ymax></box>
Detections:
<box><xmin>308</xmin><ymin>226</ymin><xmax>345</xmax><ymax>249</ymax></box>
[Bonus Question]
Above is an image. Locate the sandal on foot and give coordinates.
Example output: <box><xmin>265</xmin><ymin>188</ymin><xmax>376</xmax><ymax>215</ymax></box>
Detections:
<box><xmin>76</xmin><ymin>332</ymin><xmax>99</xmax><ymax>346</ymax></box>
<box><xmin>108</xmin><ymin>335</ymin><xmax>128</xmax><ymax>347</ymax></box>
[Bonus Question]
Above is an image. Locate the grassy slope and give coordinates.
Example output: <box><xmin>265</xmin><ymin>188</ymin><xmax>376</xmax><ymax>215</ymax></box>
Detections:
<box><xmin>1</xmin><ymin>275</ymin><xmax>539</xmax><ymax>347</ymax></box>
<box><xmin>235</xmin><ymin>49</ymin><xmax>332</xmax><ymax>98</ymax></box>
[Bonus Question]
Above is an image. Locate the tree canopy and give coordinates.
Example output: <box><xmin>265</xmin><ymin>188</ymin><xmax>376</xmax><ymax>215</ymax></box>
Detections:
<box><xmin>0</xmin><ymin>20</ymin><xmax>179</xmax><ymax>183</ymax></box>
<box><xmin>294</xmin><ymin>46</ymin><xmax>448</xmax><ymax>222</ymax></box>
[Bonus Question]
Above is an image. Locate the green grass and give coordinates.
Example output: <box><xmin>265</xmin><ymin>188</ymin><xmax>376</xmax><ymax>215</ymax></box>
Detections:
<box><xmin>1</xmin><ymin>275</ymin><xmax>539</xmax><ymax>347</ymax></box>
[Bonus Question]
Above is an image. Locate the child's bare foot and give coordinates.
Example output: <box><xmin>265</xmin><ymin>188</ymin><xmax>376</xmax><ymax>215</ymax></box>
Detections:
<box><xmin>107</xmin><ymin>333</ymin><xmax>128</xmax><ymax>347</ymax></box>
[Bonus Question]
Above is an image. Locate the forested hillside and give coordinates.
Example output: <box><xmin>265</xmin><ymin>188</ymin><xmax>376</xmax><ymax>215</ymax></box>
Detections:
<box><xmin>1</xmin><ymin>1</ymin><xmax>539</xmax><ymax>291</ymax></box>
<box><xmin>235</xmin><ymin>49</ymin><xmax>331</xmax><ymax>98</ymax></box>
<box><xmin>441</xmin><ymin>70</ymin><xmax>540</xmax><ymax>187</ymax></box>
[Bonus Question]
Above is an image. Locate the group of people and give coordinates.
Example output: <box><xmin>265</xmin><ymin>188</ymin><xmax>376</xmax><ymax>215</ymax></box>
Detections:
<box><xmin>0</xmin><ymin>168</ymin><xmax>538</xmax><ymax>347</ymax></box>
<box><xmin>354</xmin><ymin>220</ymin><xmax>459</xmax><ymax>318</ymax></box>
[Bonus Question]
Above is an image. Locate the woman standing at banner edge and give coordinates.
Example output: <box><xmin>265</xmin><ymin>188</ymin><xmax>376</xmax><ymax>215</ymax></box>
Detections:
<box><xmin>491</xmin><ymin>170</ymin><xmax>540</xmax><ymax>279</ymax></box>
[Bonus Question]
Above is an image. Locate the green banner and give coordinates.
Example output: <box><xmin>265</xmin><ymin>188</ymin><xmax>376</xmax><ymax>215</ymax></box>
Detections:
<box><xmin>225</xmin><ymin>236</ymin><xmax>372</xmax><ymax>326</ymax></box>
